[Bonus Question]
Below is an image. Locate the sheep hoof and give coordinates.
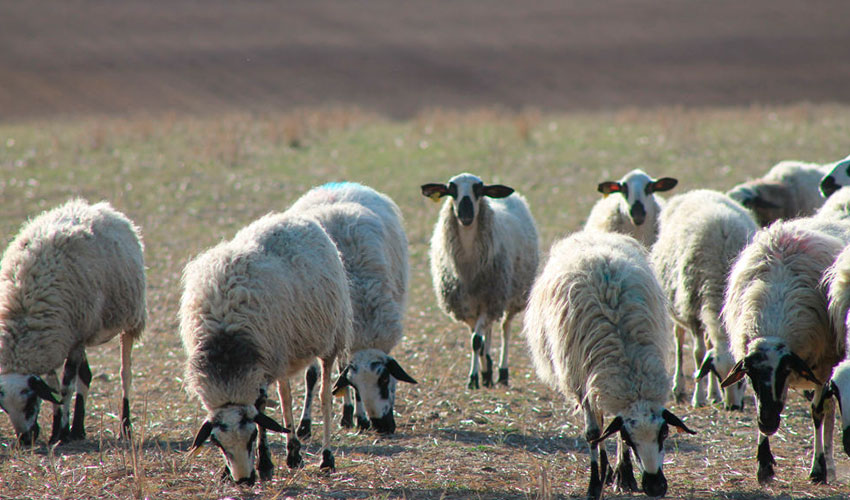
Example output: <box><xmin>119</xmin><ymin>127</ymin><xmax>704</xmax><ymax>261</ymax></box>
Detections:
<box><xmin>481</xmin><ymin>370</ymin><xmax>493</xmax><ymax>388</ymax></box>
<box><xmin>356</xmin><ymin>416</ymin><xmax>371</xmax><ymax>433</ymax></box>
<box><xmin>672</xmin><ymin>390</ymin><xmax>687</xmax><ymax>404</ymax></box>
<box><xmin>69</xmin><ymin>426</ymin><xmax>86</xmax><ymax>441</ymax></box>
<box><xmin>49</xmin><ymin>425</ymin><xmax>70</xmax><ymax>445</ymax></box>
<box><xmin>340</xmin><ymin>404</ymin><xmax>354</xmax><ymax>428</ymax></box>
<box><xmin>757</xmin><ymin>462</ymin><xmax>775</xmax><ymax>485</ymax></box>
<box><xmin>587</xmin><ymin>461</ymin><xmax>604</xmax><ymax>500</ymax></box>
<box><xmin>497</xmin><ymin>368</ymin><xmax>509</xmax><ymax>386</ymax></box>
<box><xmin>286</xmin><ymin>439</ymin><xmax>304</xmax><ymax>469</ymax></box>
<box><xmin>613</xmin><ymin>466</ymin><xmax>638</xmax><ymax>492</ymax></box>
<box><xmin>296</xmin><ymin>419</ymin><xmax>312</xmax><ymax>440</ymax></box>
<box><xmin>468</xmin><ymin>374</ymin><xmax>479</xmax><ymax>390</ymax></box>
<box><xmin>319</xmin><ymin>449</ymin><xmax>335</xmax><ymax>471</ymax></box>
<box><xmin>809</xmin><ymin>453</ymin><xmax>828</xmax><ymax>484</ymax></box>
<box><xmin>258</xmin><ymin>455</ymin><xmax>274</xmax><ymax>481</ymax></box>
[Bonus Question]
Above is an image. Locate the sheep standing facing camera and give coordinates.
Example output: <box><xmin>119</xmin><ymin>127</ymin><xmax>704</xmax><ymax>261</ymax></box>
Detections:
<box><xmin>287</xmin><ymin>182</ymin><xmax>418</xmax><ymax>437</ymax></box>
<box><xmin>0</xmin><ymin>198</ymin><xmax>146</xmax><ymax>445</ymax></box>
<box><xmin>181</xmin><ymin>211</ymin><xmax>352</xmax><ymax>483</ymax></box>
<box><xmin>421</xmin><ymin>173</ymin><xmax>539</xmax><ymax>389</ymax></box>
<box><xmin>584</xmin><ymin>169</ymin><xmax>678</xmax><ymax>247</ymax></box>
<box><xmin>650</xmin><ymin>189</ymin><xmax>757</xmax><ymax>410</ymax></box>
<box><xmin>524</xmin><ymin>231</ymin><xmax>695</xmax><ymax>500</ymax></box>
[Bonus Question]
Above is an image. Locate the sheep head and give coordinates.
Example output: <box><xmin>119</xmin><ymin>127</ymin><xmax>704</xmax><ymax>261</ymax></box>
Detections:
<box><xmin>421</xmin><ymin>173</ymin><xmax>514</xmax><ymax>227</ymax></box>
<box><xmin>333</xmin><ymin>349</ymin><xmax>417</xmax><ymax>434</ymax></box>
<box><xmin>820</xmin><ymin>153</ymin><xmax>850</xmax><ymax>198</ymax></box>
<box><xmin>0</xmin><ymin>373</ymin><xmax>60</xmax><ymax>445</ymax></box>
<box><xmin>597</xmin><ymin>169</ymin><xmax>677</xmax><ymax>226</ymax></box>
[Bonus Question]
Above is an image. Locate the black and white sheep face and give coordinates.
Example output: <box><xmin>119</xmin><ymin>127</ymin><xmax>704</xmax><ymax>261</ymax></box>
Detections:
<box><xmin>721</xmin><ymin>338</ymin><xmax>821</xmax><ymax>435</ymax></box>
<box><xmin>332</xmin><ymin>349</ymin><xmax>417</xmax><ymax>434</ymax></box>
<box><xmin>189</xmin><ymin>404</ymin><xmax>287</xmax><ymax>485</ymax></box>
<box><xmin>594</xmin><ymin>404</ymin><xmax>696</xmax><ymax>498</ymax></box>
<box><xmin>420</xmin><ymin>173</ymin><xmax>515</xmax><ymax>227</ymax></box>
<box><xmin>696</xmin><ymin>348</ymin><xmax>747</xmax><ymax>410</ymax></box>
<box><xmin>0</xmin><ymin>373</ymin><xmax>60</xmax><ymax>445</ymax></box>
<box><xmin>820</xmin><ymin>154</ymin><xmax>850</xmax><ymax>198</ymax></box>
<box><xmin>597</xmin><ymin>169</ymin><xmax>677</xmax><ymax>226</ymax></box>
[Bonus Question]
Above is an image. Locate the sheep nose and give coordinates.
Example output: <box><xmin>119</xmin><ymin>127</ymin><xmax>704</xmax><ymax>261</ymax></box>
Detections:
<box><xmin>641</xmin><ymin>470</ymin><xmax>667</xmax><ymax>497</ymax></box>
<box><xmin>235</xmin><ymin>470</ymin><xmax>257</xmax><ymax>486</ymax></box>
<box><xmin>457</xmin><ymin>197</ymin><xmax>475</xmax><ymax>226</ymax></box>
<box><xmin>17</xmin><ymin>424</ymin><xmax>39</xmax><ymax>446</ymax></box>
<box><xmin>821</xmin><ymin>176</ymin><xmax>839</xmax><ymax>198</ymax></box>
<box><xmin>371</xmin><ymin>413</ymin><xmax>396</xmax><ymax>434</ymax></box>
<box><xmin>630</xmin><ymin>201</ymin><xmax>646</xmax><ymax>225</ymax></box>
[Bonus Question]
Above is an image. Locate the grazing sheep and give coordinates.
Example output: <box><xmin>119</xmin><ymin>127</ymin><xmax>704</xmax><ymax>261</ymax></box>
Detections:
<box><xmin>650</xmin><ymin>190</ymin><xmax>757</xmax><ymax>410</ymax></box>
<box><xmin>721</xmin><ymin>217</ymin><xmax>850</xmax><ymax>484</ymax></box>
<box><xmin>818</xmin><ymin>153</ymin><xmax>850</xmax><ymax>198</ymax></box>
<box><xmin>524</xmin><ymin>231</ymin><xmax>695</xmax><ymax>500</ymax></box>
<box><xmin>421</xmin><ymin>173</ymin><xmax>539</xmax><ymax>389</ymax></box>
<box><xmin>0</xmin><ymin>199</ymin><xmax>146</xmax><ymax>445</ymax></box>
<box><xmin>584</xmin><ymin>169</ymin><xmax>678</xmax><ymax>247</ymax></box>
<box><xmin>287</xmin><ymin>182</ymin><xmax>417</xmax><ymax>437</ymax></box>
<box><xmin>182</xmin><ymin>212</ymin><xmax>352</xmax><ymax>483</ymax></box>
<box><xmin>727</xmin><ymin>160</ymin><xmax>832</xmax><ymax>227</ymax></box>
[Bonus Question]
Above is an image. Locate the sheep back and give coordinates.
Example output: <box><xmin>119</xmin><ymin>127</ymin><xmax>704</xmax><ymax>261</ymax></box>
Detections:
<box><xmin>0</xmin><ymin>199</ymin><xmax>146</xmax><ymax>375</ymax></box>
<box><xmin>180</xmin><ymin>212</ymin><xmax>352</xmax><ymax>411</ymax></box>
<box><xmin>524</xmin><ymin>231</ymin><xmax>671</xmax><ymax>416</ymax></box>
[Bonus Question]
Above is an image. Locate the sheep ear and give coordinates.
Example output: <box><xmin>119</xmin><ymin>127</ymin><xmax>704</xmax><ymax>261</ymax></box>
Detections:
<box><xmin>188</xmin><ymin>420</ymin><xmax>213</xmax><ymax>457</ymax></box>
<box><xmin>662</xmin><ymin>409</ymin><xmax>697</xmax><ymax>435</ymax></box>
<box><xmin>332</xmin><ymin>366</ymin><xmax>351</xmax><ymax>396</ymax></box>
<box><xmin>386</xmin><ymin>358</ymin><xmax>417</xmax><ymax>384</ymax></box>
<box><xmin>591</xmin><ymin>416</ymin><xmax>623</xmax><ymax>445</ymax></box>
<box><xmin>650</xmin><ymin>177</ymin><xmax>678</xmax><ymax>193</ymax></box>
<box><xmin>783</xmin><ymin>352</ymin><xmax>822</xmax><ymax>386</ymax></box>
<box><xmin>720</xmin><ymin>359</ymin><xmax>747</xmax><ymax>388</ymax></box>
<box><xmin>482</xmin><ymin>184</ymin><xmax>514</xmax><ymax>199</ymax></box>
<box><xmin>28</xmin><ymin>376</ymin><xmax>60</xmax><ymax>404</ymax></box>
<box><xmin>254</xmin><ymin>412</ymin><xmax>289</xmax><ymax>433</ymax></box>
<box><xmin>695</xmin><ymin>355</ymin><xmax>719</xmax><ymax>381</ymax></box>
<box><xmin>597</xmin><ymin>181</ymin><xmax>622</xmax><ymax>195</ymax></box>
<box><xmin>421</xmin><ymin>183</ymin><xmax>450</xmax><ymax>201</ymax></box>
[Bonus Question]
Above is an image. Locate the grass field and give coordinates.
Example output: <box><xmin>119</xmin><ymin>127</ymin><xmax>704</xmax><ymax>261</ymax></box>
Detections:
<box><xmin>1</xmin><ymin>104</ymin><xmax>850</xmax><ymax>499</ymax></box>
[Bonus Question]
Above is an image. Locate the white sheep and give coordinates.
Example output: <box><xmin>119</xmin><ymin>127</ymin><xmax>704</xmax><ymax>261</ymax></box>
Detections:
<box><xmin>524</xmin><ymin>231</ymin><xmax>695</xmax><ymax>500</ymax></box>
<box><xmin>0</xmin><ymin>198</ymin><xmax>146</xmax><ymax>445</ymax></box>
<box><xmin>650</xmin><ymin>189</ymin><xmax>757</xmax><ymax>410</ymax></box>
<box><xmin>721</xmin><ymin>217</ymin><xmax>850</xmax><ymax>484</ymax></box>
<box><xmin>181</xmin><ymin>211</ymin><xmax>352</xmax><ymax>483</ymax></box>
<box><xmin>584</xmin><ymin>169</ymin><xmax>678</xmax><ymax>247</ymax></box>
<box><xmin>817</xmin><ymin>153</ymin><xmax>850</xmax><ymax>197</ymax></box>
<box><xmin>727</xmin><ymin>160</ymin><xmax>833</xmax><ymax>227</ymax></box>
<box><xmin>421</xmin><ymin>173</ymin><xmax>539</xmax><ymax>389</ymax></box>
<box><xmin>286</xmin><ymin>182</ymin><xmax>417</xmax><ymax>437</ymax></box>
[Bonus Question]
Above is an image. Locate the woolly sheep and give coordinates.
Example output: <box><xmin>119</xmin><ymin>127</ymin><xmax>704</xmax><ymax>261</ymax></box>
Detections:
<box><xmin>0</xmin><ymin>199</ymin><xmax>146</xmax><ymax>445</ymax></box>
<box><xmin>650</xmin><ymin>189</ymin><xmax>757</xmax><ymax>410</ymax></box>
<box><xmin>818</xmin><ymin>153</ymin><xmax>850</xmax><ymax>197</ymax></box>
<box><xmin>820</xmin><ymin>242</ymin><xmax>850</xmax><ymax>460</ymax></box>
<box><xmin>421</xmin><ymin>173</ymin><xmax>539</xmax><ymax>389</ymax></box>
<box><xmin>287</xmin><ymin>182</ymin><xmax>417</xmax><ymax>437</ymax></box>
<box><xmin>721</xmin><ymin>217</ymin><xmax>850</xmax><ymax>484</ymax></box>
<box><xmin>181</xmin><ymin>211</ymin><xmax>352</xmax><ymax>483</ymax></box>
<box><xmin>727</xmin><ymin>160</ymin><xmax>832</xmax><ymax>227</ymax></box>
<box><xmin>524</xmin><ymin>231</ymin><xmax>695</xmax><ymax>500</ymax></box>
<box><xmin>584</xmin><ymin>169</ymin><xmax>678</xmax><ymax>247</ymax></box>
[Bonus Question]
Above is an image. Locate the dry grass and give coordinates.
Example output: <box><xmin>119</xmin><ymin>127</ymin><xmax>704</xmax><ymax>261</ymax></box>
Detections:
<box><xmin>1</xmin><ymin>104</ymin><xmax>850</xmax><ymax>499</ymax></box>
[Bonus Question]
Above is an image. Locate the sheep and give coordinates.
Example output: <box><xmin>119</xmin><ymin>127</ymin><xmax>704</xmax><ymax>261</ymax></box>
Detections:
<box><xmin>584</xmin><ymin>169</ymin><xmax>678</xmax><ymax>247</ymax></box>
<box><xmin>818</xmin><ymin>153</ymin><xmax>850</xmax><ymax>198</ymax></box>
<box><xmin>286</xmin><ymin>182</ymin><xmax>417</xmax><ymax>437</ymax></box>
<box><xmin>727</xmin><ymin>160</ymin><xmax>833</xmax><ymax>227</ymax></box>
<box><xmin>420</xmin><ymin>173</ymin><xmax>539</xmax><ymax>389</ymax></box>
<box><xmin>820</xmin><ymin>242</ymin><xmax>850</xmax><ymax>460</ymax></box>
<box><xmin>721</xmin><ymin>217</ymin><xmax>850</xmax><ymax>484</ymax></box>
<box><xmin>181</xmin><ymin>211</ymin><xmax>352</xmax><ymax>483</ymax></box>
<box><xmin>0</xmin><ymin>198</ymin><xmax>146</xmax><ymax>445</ymax></box>
<box><xmin>524</xmin><ymin>231</ymin><xmax>695</xmax><ymax>500</ymax></box>
<box><xmin>650</xmin><ymin>189</ymin><xmax>757</xmax><ymax>410</ymax></box>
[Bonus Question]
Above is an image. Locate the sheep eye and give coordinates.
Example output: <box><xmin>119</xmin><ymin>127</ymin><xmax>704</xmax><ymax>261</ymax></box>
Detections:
<box><xmin>473</xmin><ymin>183</ymin><xmax>484</xmax><ymax>198</ymax></box>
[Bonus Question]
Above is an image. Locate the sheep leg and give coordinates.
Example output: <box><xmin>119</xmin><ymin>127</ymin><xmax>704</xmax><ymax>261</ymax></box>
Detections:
<box><xmin>44</xmin><ymin>370</ymin><xmax>63</xmax><ymax>444</ymax></box>
<box><xmin>756</xmin><ymin>432</ymin><xmax>776</xmax><ymax>484</ymax></box>
<box><xmin>690</xmin><ymin>331</ymin><xmax>707</xmax><ymax>408</ymax></box>
<box><xmin>255</xmin><ymin>390</ymin><xmax>274</xmax><ymax>481</ymax></box>
<box><xmin>70</xmin><ymin>352</ymin><xmax>92</xmax><ymax>441</ymax></box>
<box><xmin>319</xmin><ymin>356</ymin><xmax>335</xmax><ymax>470</ymax></box>
<box><xmin>480</xmin><ymin>323</ymin><xmax>494</xmax><ymax>388</ymax></box>
<box><xmin>824</xmin><ymin>397</ymin><xmax>836</xmax><ymax>482</ymax></box>
<box><xmin>497</xmin><ymin>314</ymin><xmax>513</xmax><ymax>386</ymax></box>
<box><xmin>809</xmin><ymin>385</ymin><xmax>835</xmax><ymax>483</ymax></box>
<box><xmin>50</xmin><ymin>347</ymin><xmax>83</xmax><ymax>443</ymax></box>
<box><xmin>297</xmin><ymin>362</ymin><xmax>319</xmax><ymax>439</ymax></box>
<box><xmin>467</xmin><ymin>316</ymin><xmax>486</xmax><ymax>390</ymax></box>
<box><xmin>119</xmin><ymin>331</ymin><xmax>134</xmax><ymax>439</ymax></box>
<box><xmin>672</xmin><ymin>324</ymin><xmax>687</xmax><ymax>403</ymax></box>
<box><xmin>354</xmin><ymin>389</ymin><xmax>370</xmax><ymax>432</ymax></box>
<box><xmin>583</xmin><ymin>401</ymin><xmax>606</xmax><ymax>500</ymax></box>
<box><xmin>278</xmin><ymin>379</ymin><xmax>303</xmax><ymax>469</ymax></box>
<box><xmin>612</xmin><ymin>435</ymin><xmax>638</xmax><ymax>492</ymax></box>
